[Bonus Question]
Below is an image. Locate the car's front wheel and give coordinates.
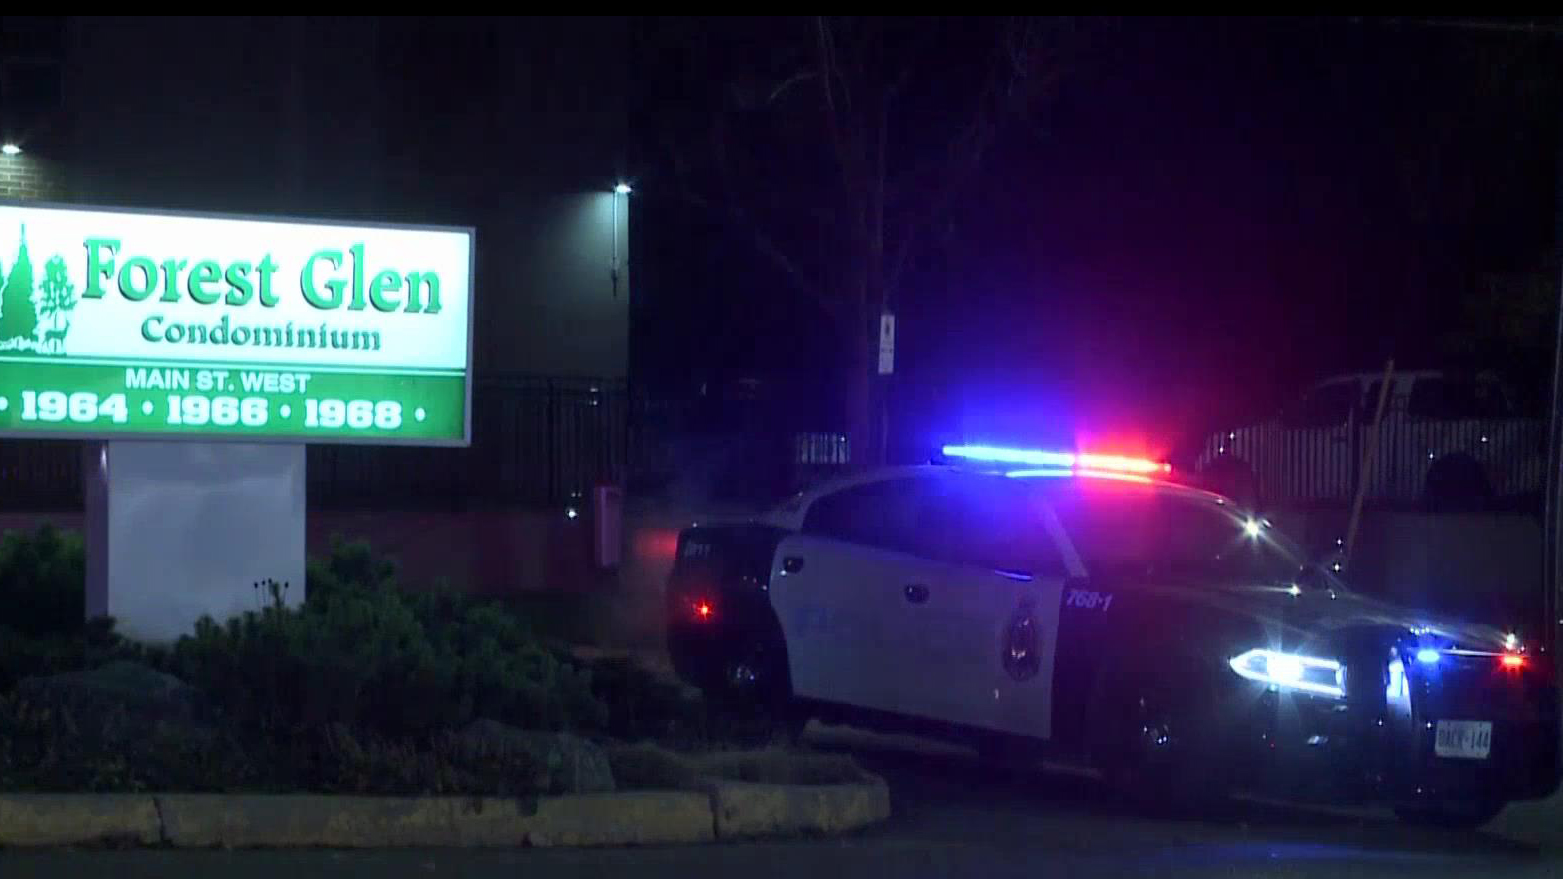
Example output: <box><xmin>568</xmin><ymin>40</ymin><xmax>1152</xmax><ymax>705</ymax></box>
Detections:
<box><xmin>1089</xmin><ymin>657</ymin><xmax>1235</xmax><ymax>819</ymax></box>
<box><xmin>1393</xmin><ymin>799</ymin><xmax>1507</xmax><ymax>830</ymax></box>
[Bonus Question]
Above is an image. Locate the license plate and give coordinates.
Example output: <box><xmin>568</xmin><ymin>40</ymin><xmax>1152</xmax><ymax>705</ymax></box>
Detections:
<box><xmin>1434</xmin><ymin>720</ymin><xmax>1493</xmax><ymax>760</ymax></box>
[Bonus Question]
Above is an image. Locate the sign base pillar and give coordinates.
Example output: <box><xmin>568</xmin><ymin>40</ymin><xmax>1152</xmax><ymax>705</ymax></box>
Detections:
<box><xmin>84</xmin><ymin>441</ymin><xmax>306</xmax><ymax>644</ymax></box>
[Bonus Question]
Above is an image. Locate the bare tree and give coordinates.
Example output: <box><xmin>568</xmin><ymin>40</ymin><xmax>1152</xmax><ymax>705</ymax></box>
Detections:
<box><xmin>647</xmin><ymin>16</ymin><xmax>1073</xmax><ymax>466</ymax></box>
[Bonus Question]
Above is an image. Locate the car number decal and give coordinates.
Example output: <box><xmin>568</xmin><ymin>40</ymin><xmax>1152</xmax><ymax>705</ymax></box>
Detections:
<box><xmin>1065</xmin><ymin>589</ymin><xmax>1114</xmax><ymax>611</ymax></box>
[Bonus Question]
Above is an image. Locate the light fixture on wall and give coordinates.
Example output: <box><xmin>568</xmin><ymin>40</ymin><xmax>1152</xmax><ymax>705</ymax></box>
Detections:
<box><xmin>611</xmin><ymin>181</ymin><xmax>631</xmax><ymax>298</ymax></box>
<box><xmin>1</xmin><ymin>144</ymin><xmax>21</xmax><ymax>156</ymax></box>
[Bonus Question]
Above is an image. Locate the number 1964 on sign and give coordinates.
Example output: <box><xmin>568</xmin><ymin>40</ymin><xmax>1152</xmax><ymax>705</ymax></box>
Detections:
<box><xmin>19</xmin><ymin>390</ymin><xmax>128</xmax><ymax>424</ymax></box>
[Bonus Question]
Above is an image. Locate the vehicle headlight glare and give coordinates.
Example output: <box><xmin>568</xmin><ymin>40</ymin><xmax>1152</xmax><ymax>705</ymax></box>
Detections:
<box><xmin>1229</xmin><ymin>648</ymin><xmax>1345</xmax><ymax>699</ymax></box>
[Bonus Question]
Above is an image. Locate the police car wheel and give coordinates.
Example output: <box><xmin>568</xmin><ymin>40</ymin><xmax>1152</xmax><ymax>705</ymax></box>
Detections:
<box><xmin>703</xmin><ymin>637</ymin><xmax>804</xmax><ymax>745</ymax></box>
<box><xmin>1393</xmin><ymin>799</ymin><xmax>1506</xmax><ymax>830</ymax></box>
<box><xmin>1091</xmin><ymin>659</ymin><xmax>1233</xmax><ymax>817</ymax></box>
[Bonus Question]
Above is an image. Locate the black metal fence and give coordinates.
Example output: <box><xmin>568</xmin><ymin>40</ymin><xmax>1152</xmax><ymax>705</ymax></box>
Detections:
<box><xmin>0</xmin><ymin>377</ymin><xmax>630</xmax><ymax>512</ymax></box>
<box><xmin>309</xmin><ymin>377</ymin><xmax>629</xmax><ymax>509</ymax></box>
<box><xmin>0</xmin><ymin>438</ymin><xmax>82</xmax><ymax>511</ymax></box>
<box><xmin>0</xmin><ymin>376</ymin><xmax>852</xmax><ymax>512</ymax></box>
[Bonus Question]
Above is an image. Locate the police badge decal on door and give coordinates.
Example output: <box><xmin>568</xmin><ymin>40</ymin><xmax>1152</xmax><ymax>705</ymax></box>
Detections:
<box><xmin>1003</xmin><ymin>602</ymin><xmax>1041</xmax><ymax>682</ymax></box>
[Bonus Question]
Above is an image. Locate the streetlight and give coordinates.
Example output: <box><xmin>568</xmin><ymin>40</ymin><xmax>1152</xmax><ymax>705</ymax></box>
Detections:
<box><xmin>613</xmin><ymin>182</ymin><xmax>632</xmax><ymax>195</ymax></box>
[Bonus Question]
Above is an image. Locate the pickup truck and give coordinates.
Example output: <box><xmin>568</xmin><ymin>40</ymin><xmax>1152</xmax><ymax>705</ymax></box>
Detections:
<box><xmin>1188</xmin><ymin>371</ymin><xmax>1546</xmax><ymax>511</ymax></box>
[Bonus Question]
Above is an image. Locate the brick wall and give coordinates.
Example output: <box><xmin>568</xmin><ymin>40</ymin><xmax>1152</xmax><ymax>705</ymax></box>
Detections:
<box><xmin>0</xmin><ymin>155</ymin><xmax>64</xmax><ymax>202</ymax></box>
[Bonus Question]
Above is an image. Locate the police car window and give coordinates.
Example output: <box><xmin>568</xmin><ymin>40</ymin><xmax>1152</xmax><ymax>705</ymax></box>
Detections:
<box><xmin>1049</xmin><ymin>485</ymin><xmax>1308</xmax><ymax>584</ymax></box>
<box><xmin>914</xmin><ymin>477</ymin><xmax>1065</xmax><ymax>574</ymax></box>
<box><xmin>801</xmin><ymin>478</ymin><xmax>925</xmax><ymax>553</ymax></box>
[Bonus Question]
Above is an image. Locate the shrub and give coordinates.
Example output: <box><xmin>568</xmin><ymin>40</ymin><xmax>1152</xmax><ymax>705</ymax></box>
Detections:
<box><xmin>0</xmin><ymin>526</ymin><xmax>158</xmax><ymax>692</ymax></box>
<box><xmin>605</xmin><ymin>741</ymin><xmax>702</xmax><ymax>790</ymax></box>
<box><xmin>695</xmin><ymin>748</ymin><xmax>867</xmax><ymax>786</ymax></box>
<box><xmin>587</xmin><ymin>656</ymin><xmax>707</xmax><ymax>744</ymax></box>
<box><xmin>165</xmin><ymin>539</ymin><xmax>607</xmax><ymax>740</ymax></box>
<box><xmin>2</xmin><ymin>530</ymin><xmax>730</xmax><ymax>756</ymax></box>
<box><xmin>0</xmin><ymin>525</ymin><xmax>86</xmax><ymax>638</ymax></box>
<box><xmin>0</xmin><ymin>691</ymin><xmax>262</xmax><ymax>793</ymax></box>
<box><xmin>0</xmin><ymin>694</ymin><xmax>550</xmax><ymax>796</ymax></box>
<box><xmin>606</xmin><ymin>741</ymin><xmax>869</xmax><ymax>790</ymax></box>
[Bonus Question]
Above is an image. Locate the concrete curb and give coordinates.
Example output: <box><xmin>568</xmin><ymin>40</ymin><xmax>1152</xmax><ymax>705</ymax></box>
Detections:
<box><xmin>704</xmin><ymin>774</ymin><xmax>892</xmax><ymax>839</ymax></box>
<box><xmin>0</xmin><ymin>779</ymin><xmax>890</xmax><ymax>848</ymax></box>
<box><xmin>0</xmin><ymin>794</ymin><xmax>161</xmax><ymax>847</ymax></box>
<box><xmin>156</xmin><ymin>791</ymin><xmax>714</xmax><ymax>848</ymax></box>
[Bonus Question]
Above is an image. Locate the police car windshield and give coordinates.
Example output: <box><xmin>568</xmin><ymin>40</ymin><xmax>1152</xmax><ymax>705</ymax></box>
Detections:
<box><xmin>1045</xmin><ymin>482</ymin><xmax>1319</xmax><ymax>586</ymax></box>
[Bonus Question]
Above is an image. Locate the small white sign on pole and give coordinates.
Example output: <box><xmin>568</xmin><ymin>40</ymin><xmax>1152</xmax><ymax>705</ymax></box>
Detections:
<box><xmin>878</xmin><ymin>312</ymin><xmax>895</xmax><ymax>375</ymax></box>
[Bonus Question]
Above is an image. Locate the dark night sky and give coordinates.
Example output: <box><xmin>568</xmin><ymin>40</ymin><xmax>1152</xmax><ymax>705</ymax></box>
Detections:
<box><xmin>631</xmin><ymin>16</ymin><xmax>1563</xmax><ymax>453</ymax></box>
<box><xmin>12</xmin><ymin>16</ymin><xmax>1556</xmax><ymax>454</ymax></box>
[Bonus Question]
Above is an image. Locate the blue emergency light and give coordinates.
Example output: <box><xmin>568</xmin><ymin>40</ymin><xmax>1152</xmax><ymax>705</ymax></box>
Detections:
<box><xmin>941</xmin><ymin>444</ymin><xmax>1169</xmax><ymax>476</ymax></box>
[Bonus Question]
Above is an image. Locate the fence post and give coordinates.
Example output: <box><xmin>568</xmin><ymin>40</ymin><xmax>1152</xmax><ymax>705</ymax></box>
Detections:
<box><xmin>1344</xmin><ymin>359</ymin><xmax>1395</xmax><ymax>571</ymax></box>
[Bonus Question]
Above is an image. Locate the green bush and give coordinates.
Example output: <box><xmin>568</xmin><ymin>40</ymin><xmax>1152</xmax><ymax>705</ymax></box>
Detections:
<box><xmin>606</xmin><ymin>742</ymin><xmax>869</xmax><ymax>790</ymax></box>
<box><xmin>0</xmin><ymin>693</ymin><xmax>549</xmax><ymax>796</ymax></box>
<box><xmin>0</xmin><ymin>691</ymin><xmax>261</xmax><ymax>793</ymax></box>
<box><xmin>1</xmin><ymin>529</ymin><xmax>734</xmax><ymax>764</ymax></box>
<box><xmin>588</xmin><ymin>657</ymin><xmax>707</xmax><ymax>744</ymax></box>
<box><xmin>605</xmin><ymin>741</ymin><xmax>703</xmax><ymax>790</ymax></box>
<box><xmin>0</xmin><ymin>526</ymin><xmax>158</xmax><ymax>692</ymax></box>
<box><xmin>165</xmin><ymin>538</ymin><xmax>607</xmax><ymax>740</ymax></box>
<box><xmin>0</xmin><ymin>525</ymin><xmax>86</xmax><ymax>638</ymax></box>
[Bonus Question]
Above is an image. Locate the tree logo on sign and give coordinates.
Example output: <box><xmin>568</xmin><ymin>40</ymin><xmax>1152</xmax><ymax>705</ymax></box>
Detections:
<box><xmin>0</xmin><ymin>225</ymin><xmax>75</xmax><ymax>355</ymax></box>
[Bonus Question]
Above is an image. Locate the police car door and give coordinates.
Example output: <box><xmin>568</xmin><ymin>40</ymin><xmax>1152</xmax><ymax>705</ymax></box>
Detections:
<box><xmin>899</xmin><ymin>474</ymin><xmax>1067</xmax><ymax>737</ymax></box>
<box><xmin>770</xmin><ymin>477</ymin><xmax>930</xmax><ymax>715</ymax></box>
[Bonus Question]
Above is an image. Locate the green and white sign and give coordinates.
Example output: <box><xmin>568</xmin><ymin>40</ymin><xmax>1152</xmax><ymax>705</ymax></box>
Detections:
<box><xmin>0</xmin><ymin>203</ymin><xmax>473</xmax><ymax>445</ymax></box>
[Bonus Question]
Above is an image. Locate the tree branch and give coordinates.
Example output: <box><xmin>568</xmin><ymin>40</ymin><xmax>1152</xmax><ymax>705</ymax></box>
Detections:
<box><xmin>884</xmin><ymin>17</ymin><xmax>1063</xmax><ymax>298</ymax></box>
<box><xmin>662</xmin><ymin>117</ymin><xmax>845</xmax><ymax>324</ymax></box>
<box><xmin>816</xmin><ymin>15</ymin><xmax>866</xmax><ymax>203</ymax></box>
<box><xmin>768</xmin><ymin>70</ymin><xmax>819</xmax><ymax>104</ymax></box>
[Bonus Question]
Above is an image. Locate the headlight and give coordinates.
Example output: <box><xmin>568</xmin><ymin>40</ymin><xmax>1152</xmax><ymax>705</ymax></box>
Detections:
<box><xmin>1229</xmin><ymin>648</ymin><xmax>1345</xmax><ymax>698</ymax></box>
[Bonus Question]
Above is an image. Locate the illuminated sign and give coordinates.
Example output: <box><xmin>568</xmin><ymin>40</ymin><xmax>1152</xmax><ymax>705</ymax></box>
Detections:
<box><xmin>0</xmin><ymin>202</ymin><xmax>473</xmax><ymax>445</ymax></box>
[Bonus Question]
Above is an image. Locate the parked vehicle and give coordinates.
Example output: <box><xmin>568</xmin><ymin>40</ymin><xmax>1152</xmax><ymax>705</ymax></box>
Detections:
<box><xmin>665</xmin><ymin>446</ymin><xmax>1562</xmax><ymax>826</ymax></box>
<box><xmin>1188</xmin><ymin>371</ymin><xmax>1546</xmax><ymax>511</ymax></box>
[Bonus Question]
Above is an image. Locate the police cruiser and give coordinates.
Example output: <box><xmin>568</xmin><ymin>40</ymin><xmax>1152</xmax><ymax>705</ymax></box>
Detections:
<box><xmin>666</xmin><ymin>445</ymin><xmax>1562</xmax><ymax>827</ymax></box>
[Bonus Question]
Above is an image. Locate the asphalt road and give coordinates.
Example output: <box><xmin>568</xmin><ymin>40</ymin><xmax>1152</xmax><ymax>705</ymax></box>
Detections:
<box><xmin>7</xmin><ymin>723</ymin><xmax>1563</xmax><ymax>879</ymax></box>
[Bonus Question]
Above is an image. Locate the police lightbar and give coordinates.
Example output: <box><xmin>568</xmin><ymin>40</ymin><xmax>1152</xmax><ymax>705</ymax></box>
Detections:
<box><xmin>940</xmin><ymin>444</ymin><xmax>1170</xmax><ymax>476</ymax></box>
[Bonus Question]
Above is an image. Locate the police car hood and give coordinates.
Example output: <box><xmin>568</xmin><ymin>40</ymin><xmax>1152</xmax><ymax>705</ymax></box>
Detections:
<box><xmin>1148</xmin><ymin>575</ymin><xmax>1512</xmax><ymax>651</ymax></box>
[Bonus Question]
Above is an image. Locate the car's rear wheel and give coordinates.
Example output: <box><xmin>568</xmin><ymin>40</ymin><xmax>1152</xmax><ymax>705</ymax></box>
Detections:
<box><xmin>1089</xmin><ymin>658</ymin><xmax>1234</xmax><ymax>818</ymax></box>
<box><xmin>702</xmin><ymin>630</ymin><xmax>805</xmax><ymax>745</ymax></box>
<box><xmin>1393</xmin><ymin>799</ymin><xmax>1507</xmax><ymax>830</ymax></box>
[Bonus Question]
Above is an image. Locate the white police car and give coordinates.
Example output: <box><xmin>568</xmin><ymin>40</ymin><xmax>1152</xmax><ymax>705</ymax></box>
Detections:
<box><xmin>666</xmin><ymin>445</ymin><xmax>1561</xmax><ymax>826</ymax></box>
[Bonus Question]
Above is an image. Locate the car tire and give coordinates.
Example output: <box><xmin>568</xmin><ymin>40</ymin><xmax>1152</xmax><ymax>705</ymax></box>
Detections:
<box><xmin>1089</xmin><ymin>657</ymin><xmax>1234</xmax><ymax>819</ymax></box>
<box><xmin>703</xmin><ymin>629</ymin><xmax>802</xmax><ymax>745</ymax></box>
<box><xmin>1393</xmin><ymin>799</ymin><xmax>1507</xmax><ymax>830</ymax></box>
